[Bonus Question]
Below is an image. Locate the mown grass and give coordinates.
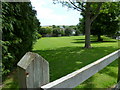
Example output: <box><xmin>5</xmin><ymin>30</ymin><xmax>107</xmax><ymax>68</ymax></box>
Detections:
<box><xmin>2</xmin><ymin>35</ymin><xmax>119</xmax><ymax>89</ymax></box>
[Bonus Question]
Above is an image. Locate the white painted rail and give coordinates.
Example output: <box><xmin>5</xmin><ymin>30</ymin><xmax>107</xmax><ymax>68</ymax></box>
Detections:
<box><xmin>41</xmin><ymin>49</ymin><xmax>120</xmax><ymax>89</ymax></box>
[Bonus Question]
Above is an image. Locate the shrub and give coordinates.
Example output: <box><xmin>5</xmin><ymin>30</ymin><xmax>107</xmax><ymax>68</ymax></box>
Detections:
<box><xmin>2</xmin><ymin>2</ymin><xmax>40</xmax><ymax>76</ymax></box>
<box><xmin>53</xmin><ymin>28</ymin><xmax>61</xmax><ymax>37</ymax></box>
<box><xmin>75</xmin><ymin>30</ymin><xmax>81</xmax><ymax>36</ymax></box>
<box><xmin>39</xmin><ymin>27</ymin><xmax>52</xmax><ymax>37</ymax></box>
<box><xmin>65</xmin><ymin>27</ymin><xmax>73</xmax><ymax>36</ymax></box>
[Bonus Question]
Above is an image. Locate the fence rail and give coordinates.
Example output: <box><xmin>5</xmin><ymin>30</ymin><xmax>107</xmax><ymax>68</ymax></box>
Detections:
<box><xmin>17</xmin><ymin>49</ymin><xmax>120</xmax><ymax>89</ymax></box>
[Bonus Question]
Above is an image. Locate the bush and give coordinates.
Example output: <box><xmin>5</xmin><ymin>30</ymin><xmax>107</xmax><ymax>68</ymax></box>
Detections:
<box><xmin>2</xmin><ymin>2</ymin><xmax>40</xmax><ymax>76</ymax></box>
<box><xmin>60</xmin><ymin>30</ymin><xmax>65</xmax><ymax>36</ymax></box>
<box><xmin>53</xmin><ymin>28</ymin><xmax>61</xmax><ymax>37</ymax></box>
<box><xmin>39</xmin><ymin>28</ymin><xmax>47</xmax><ymax>35</ymax></box>
<box><xmin>75</xmin><ymin>30</ymin><xmax>81</xmax><ymax>36</ymax></box>
<box><xmin>39</xmin><ymin>27</ymin><xmax>52</xmax><ymax>37</ymax></box>
<box><xmin>65</xmin><ymin>27</ymin><xmax>72</xmax><ymax>36</ymax></box>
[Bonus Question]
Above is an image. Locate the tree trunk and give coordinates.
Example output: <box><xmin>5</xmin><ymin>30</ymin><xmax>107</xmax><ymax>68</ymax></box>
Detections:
<box><xmin>117</xmin><ymin>34</ymin><xmax>120</xmax><ymax>82</ymax></box>
<box><xmin>97</xmin><ymin>34</ymin><xmax>103</xmax><ymax>42</ymax></box>
<box><xmin>83</xmin><ymin>2</ymin><xmax>102</xmax><ymax>48</ymax></box>
<box><xmin>84</xmin><ymin>12</ymin><xmax>91</xmax><ymax>48</ymax></box>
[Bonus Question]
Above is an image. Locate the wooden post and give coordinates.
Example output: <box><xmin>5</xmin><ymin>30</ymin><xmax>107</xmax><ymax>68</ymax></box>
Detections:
<box><xmin>17</xmin><ymin>52</ymin><xmax>49</xmax><ymax>88</ymax></box>
<box><xmin>118</xmin><ymin>37</ymin><xmax>120</xmax><ymax>82</ymax></box>
<box><xmin>114</xmin><ymin>81</ymin><xmax>120</xmax><ymax>90</ymax></box>
<box><xmin>116</xmin><ymin>57</ymin><xmax>120</xmax><ymax>89</ymax></box>
<box><xmin>118</xmin><ymin>58</ymin><xmax>120</xmax><ymax>82</ymax></box>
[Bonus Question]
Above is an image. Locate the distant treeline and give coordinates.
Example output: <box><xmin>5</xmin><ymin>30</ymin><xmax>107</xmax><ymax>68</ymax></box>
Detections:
<box><xmin>38</xmin><ymin>25</ymin><xmax>82</xmax><ymax>37</ymax></box>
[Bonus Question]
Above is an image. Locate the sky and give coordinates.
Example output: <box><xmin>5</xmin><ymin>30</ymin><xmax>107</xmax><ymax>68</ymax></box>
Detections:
<box><xmin>30</xmin><ymin>0</ymin><xmax>82</xmax><ymax>26</ymax></box>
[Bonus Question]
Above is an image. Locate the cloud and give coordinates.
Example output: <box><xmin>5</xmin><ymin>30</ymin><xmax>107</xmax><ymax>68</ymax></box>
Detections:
<box><xmin>30</xmin><ymin>0</ymin><xmax>81</xmax><ymax>26</ymax></box>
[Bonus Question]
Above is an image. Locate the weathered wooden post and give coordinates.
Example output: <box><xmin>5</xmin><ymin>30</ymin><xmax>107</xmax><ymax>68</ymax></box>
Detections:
<box><xmin>117</xmin><ymin>35</ymin><xmax>120</xmax><ymax>82</ymax></box>
<box><xmin>115</xmin><ymin>34</ymin><xmax>120</xmax><ymax>90</ymax></box>
<box><xmin>17</xmin><ymin>52</ymin><xmax>49</xmax><ymax>88</ymax></box>
<box><xmin>117</xmin><ymin>36</ymin><xmax>120</xmax><ymax>90</ymax></box>
<box><xmin>118</xmin><ymin>56</ymin><xmax>120</xmax><ymax>82</ymax></box>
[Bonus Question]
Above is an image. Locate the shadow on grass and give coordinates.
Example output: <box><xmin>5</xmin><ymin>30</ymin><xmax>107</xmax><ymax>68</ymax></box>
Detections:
<box><xmin>2</xmin><ymin>69</ymin><xmax>19</xmax><ymax>90</ymax></box>
<box><xmin>3</xmin><ymin>46</ymin><xmax>118</xmax><ymax>89</ymax></box>
<box><xmin>72</xmin><ymin>41</ymin><xmax>117</xmax><ymax>44</ymax></box>
<box><xmin>98</xmin><ymin>59</ymin><xmax>118</xmax><ymax>78</ymax></box>
<box><xmin>76</xmin><ymin>59</ymin><xmax>118</xmax><ymax>88</ymax></box>
<box><xmin>33</xmin><ymin>46</ymin><xmax>118</xmax><ymax>84</ymax></box>
<box><xmin>73</xmin><ymin>39</ymin><xmax>95</xmax><ymax>41</ymax></box>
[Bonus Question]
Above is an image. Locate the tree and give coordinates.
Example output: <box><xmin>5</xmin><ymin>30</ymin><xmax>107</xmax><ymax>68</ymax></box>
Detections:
<box><xmin>77</xmin><ymin>18</ymin><xmax>85</xmax><ymax>35</ymax></box>
<box><xmin>77</xmin><ymin>2</ymin><xmax>119</xmax><ymax>41</ymax></box>
<box><xmin>75</xmin><ymin>29</ymin><xmax>81</xmax><ymax>36</ymax></box>
<box><xmin>39</xmin><ymin>28</ymin><xmax>47</xmax><ymax>36</ymax></box>
<box><xmin>38</xmin><ymin>27</ymin><xmax>52</xmax><ymax>37</ymax></box>
<box><xmin>45</xmin><ymin>27</ymin><xmax>53</xmax><ymax>34</ymax></box>
<box><xmin>91</xmin><ymin>14</ymin><xmax>119</xmax><ymax>41</ymax></box>
<box><xmin>91</xmin><ymin>2</ymin><xmax>119</xmax><ymax>41</ymax></box>
<box><xmin>62</xmin><ymin>25</ymin><xmax>66</xmax><ymax>29</ymax></box>
<box><xmin>54</xmin><ymin>0</ymin><xmax>103</xmax><ymax>48</ymax></box>
<box><xmin>53</xmin><ymin>28</ymin><xmax>61</xmax><ymax>37</ymax></box>
<box><xmin>52</xmin><ymin>25</ymin><xmax>56</xmax><ymax>28</ymax></box>
<box><xmin>2</xmin><ymin>2</ymin><xmax>40</xmax><ymax>75</ymax></box>
<box><xmin>65</xmin><ymin>27</ymin><xmax>73</xmax><ymax>36</ymax></box>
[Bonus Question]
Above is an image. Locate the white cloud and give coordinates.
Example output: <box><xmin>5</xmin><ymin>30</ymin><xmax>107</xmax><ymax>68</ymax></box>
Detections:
<box><xmin>30</xmin><ymin>0</ymin><xmax>81</xmax><ymax>26</ymax></box>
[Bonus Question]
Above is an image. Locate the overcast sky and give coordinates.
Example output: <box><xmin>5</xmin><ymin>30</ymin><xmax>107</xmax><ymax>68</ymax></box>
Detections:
<box><xmin>30</xmin><ymin>0</ymin><xmax>81</xmax><ymax>26</ymax></box>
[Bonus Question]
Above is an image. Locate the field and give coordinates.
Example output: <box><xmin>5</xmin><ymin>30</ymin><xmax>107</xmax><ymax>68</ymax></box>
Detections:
<box><xmin>2</xmin><ymin>35</ymin><xmax>119</xmax><ymax>89</ymax></box>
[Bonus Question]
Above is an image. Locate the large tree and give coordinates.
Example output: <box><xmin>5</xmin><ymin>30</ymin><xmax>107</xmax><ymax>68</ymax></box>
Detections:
<box><xmin>77</xmin><ymin>2</ymin><xmax>119</xmax><ymax>41</ymax></box>
<box><xmin>54</xmin><ymin>0</ymin><xmax>103</xmax><ymax>48</ymax></box>
<box><xmin>2</xmin><ymin>2</ymin><xmax>40</xmax><ymax>75</ymax></box>
<box><xmin>91</xmin><ymin>2</ymin><xmax>119</xmax><ymax>41</ymax></box>
<box><xmin>91</xmin><ymin>13</ymin><xmax>119</xmax><ymax>41</ymax></box>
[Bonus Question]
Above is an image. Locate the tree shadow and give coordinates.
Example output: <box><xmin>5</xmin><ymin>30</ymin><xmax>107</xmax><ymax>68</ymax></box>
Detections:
<box><xmin>74</xmin><ymin>75</ymin><xmax>96</xmax><ymax>89</ymax></box>
<box><xmin>3</xmin><ymin>46</ymin><xmax>118</xmax><ymax>89</ymax></box>
<box><xmin>2</xmin><ymin>69</ymin><xmax>19</xmax><ymax>90</ymax></box>
<box><xmin>33</xmin><ymin>46</ymin><xmax>118</xmax><ymax>83</ymax></box>
<box><xmin>74</xmin><ymin>59</ymin><xmax>118</xmax><ymax>89</ymax></box>
<box><xmin>73</xmin><ymin>39</ymin><xmax>95</xmax><ymax>41</ymax></box>
<box><xmin>98</xmin><ymin>59</ymin><xmax>118</xmax><ymax>79</ymax></box>
<box><xmin>72</xmin><ymin>40</ymin><xmax>117</xmax><ymax>44</ymax></box>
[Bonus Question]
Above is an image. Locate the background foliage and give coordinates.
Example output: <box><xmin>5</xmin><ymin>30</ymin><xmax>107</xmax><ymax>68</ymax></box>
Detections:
<box><xmin>77</xmin><ymin>2</ymin><xmax>119</xmax><ymax>41</ymax></box>
<box><xmin>91</xmin><ymin>2</ymin><xmax>119</xmax><ymax>41</ymax></box>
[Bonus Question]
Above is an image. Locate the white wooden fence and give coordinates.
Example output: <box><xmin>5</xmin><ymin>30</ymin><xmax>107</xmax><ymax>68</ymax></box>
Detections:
<box><xmin>17</xmin><ymin>49</ymin><xmax>120</xmax><ymax>89</ymax></box>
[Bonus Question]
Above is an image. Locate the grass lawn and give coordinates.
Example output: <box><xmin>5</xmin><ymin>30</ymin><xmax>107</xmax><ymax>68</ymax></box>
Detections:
<box><xmin>2</xmin><ymin>35</ymin><xmax>119</xmax><ymax>89</ymax></box>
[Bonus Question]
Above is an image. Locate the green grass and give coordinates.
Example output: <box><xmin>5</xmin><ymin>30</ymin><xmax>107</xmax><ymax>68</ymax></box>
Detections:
<box><xmin>75</xmin><ymin>60</ymin><xmax>118</xmax><ymax>88</ymax></box>
<box><xmin>2</xmin><ymin>35</ymin><xmax>119</xmax><ymax>89</ymax></box>
<box><xmin>33</xmin><ymin>36</ymin><xmax>117</xmax><ymax>50</ymax></box>
<box><xmin>2</xmin><ymin>69</ymin><xmax>19</xmax><ymax>90</ymax></box>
